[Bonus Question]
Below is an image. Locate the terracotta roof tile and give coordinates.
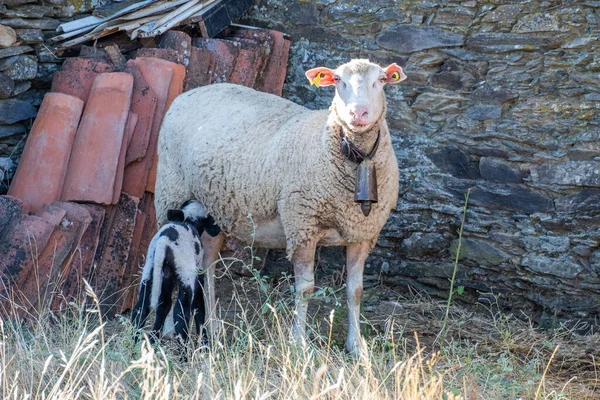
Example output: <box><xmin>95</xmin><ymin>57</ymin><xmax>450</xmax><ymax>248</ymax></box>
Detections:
<box><xmin>193</xmin><ymin>38</ymin><xmax>238</xmax><ymax>83</ymax></box>
<box><xmin>89</xmin><ymin>193</ymin><xmax>139</xmax><ymax>318</ymax></box>
<box><xmin>8</xmin><ymin>92</ymin><xmax>84</xmax><ymax>213</ymax></box>
<box><xmin>184</xmin><ymin>47</ymin><xmax>215</xmax><ymax>91</ymax></box>
<box><xmin>58</xmin><ymin>204</ymin><xmax>104</xmax><ymax>309</ymax></box>
<box><xmin>254</xmin><ymin>30</ymin><xmax>290</xmax><ymax>96</ymax></box>
<box><xmin>124</xmin><ymin>61</ymin><xmax>157</xmax><ymax>167</ymax></box>
<box><xmin>61</xmin><ymin>72</ymin><xmax>134</xmax><ymax>205</ymax></box>
<box><xmin>112</xmin><ymin>112</ymin><xmax>138</xmax><ymax>204</ymax></box>
<box><xmin>50</xmin><ymin>58</ymin><xmax>114</xmax><ymax>105</ymax></box>
<box><xmin>135</xmin><ymin>48</ymin><xmax>183</xmax><ymax>65</ymax></box>
<box><xmin>157</xmin><ymin>30</ymin><xmax>192</xmax><ymax>66</ymax></box>
<box><xmin>0</xmin><ymin>195</ymin><xmax>23</xmax><ymax>242</ymax></box>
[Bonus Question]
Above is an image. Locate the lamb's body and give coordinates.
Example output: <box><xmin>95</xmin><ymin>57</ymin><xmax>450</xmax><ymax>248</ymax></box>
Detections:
<box><xmin>156</xmin><ymin>84</ymin><xmax>399</xmax><ymax>253</ymax></box>
<box><xmin>156</xmin><ymin>60</ymin><xmax>404</xmax><ymax>355</ymax></box>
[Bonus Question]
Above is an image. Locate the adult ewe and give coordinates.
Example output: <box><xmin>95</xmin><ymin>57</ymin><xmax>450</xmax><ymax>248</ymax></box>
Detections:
<box><xmin>155</xmin><ymin>59</ymin><xmax>406</xmax><ymax>356</ymax></box>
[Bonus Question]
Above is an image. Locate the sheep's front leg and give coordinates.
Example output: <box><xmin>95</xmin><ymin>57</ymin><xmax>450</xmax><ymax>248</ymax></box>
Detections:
<box><xmin>291</xmin><ymin>241</ymin><xmax>318</xmax><ymax>346</ymax></box>
<box><xmin>201</xmin><ymin>232</ymin><xmax>224</xmax><ymax>338</ymax></box>
<box><xmin>345</xmin><ymin>241</ymin><xmax>370</xmax><ymax>357</ymax></box>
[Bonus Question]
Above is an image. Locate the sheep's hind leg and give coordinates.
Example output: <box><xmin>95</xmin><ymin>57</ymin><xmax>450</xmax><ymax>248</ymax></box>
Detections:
<box><xmin>291</xmin><ymin>240</ymin><xmax>318</xmax><ymax>347</ymax></box>
<box><xmin>201</xmin><ymin>232</ymin><xmax>224</xmax><ymax>339</ymax></box>
<box><xmin>131</xmin><ymin>277</ymin><xmax>153</xmax><ymax>343</ymax></box>
<box><xmin>150</xmin><ymin>266</ymin><xmax>175</xmax><ymax>344</ymax></box>
<box><xmin>345</xmin><ymin>242</ymin><xmax>370</xmax><ymax>358</ymax></box>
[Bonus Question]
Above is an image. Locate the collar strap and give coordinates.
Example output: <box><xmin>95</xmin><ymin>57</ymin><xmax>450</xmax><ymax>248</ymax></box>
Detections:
<box><xmin>340</xmin><ymin>129</ymin><xmax>381</xmax><ymax>164</ymax></box>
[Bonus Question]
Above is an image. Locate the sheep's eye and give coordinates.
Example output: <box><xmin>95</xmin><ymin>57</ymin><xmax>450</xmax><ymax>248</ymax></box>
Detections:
<box><xmin>334</xmin><ymin>75</ymin><xmax>340</xmax><ymax>82</ymax></box>
<box><xmin>379</xmin><ymin>76</ymin><xmax>386</xmax><ymax>83</ymax></box>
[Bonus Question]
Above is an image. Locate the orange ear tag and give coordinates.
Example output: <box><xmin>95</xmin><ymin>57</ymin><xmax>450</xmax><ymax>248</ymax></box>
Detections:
<box><xmin>310</xmin><ymin>73</ymin><xmax>325</xmax><ymax>87</ymax></box>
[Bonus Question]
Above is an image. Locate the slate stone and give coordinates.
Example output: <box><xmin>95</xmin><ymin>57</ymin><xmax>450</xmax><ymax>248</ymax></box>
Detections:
<box><xmin>401</xmin><ymin>232</ymin><xmax>448</xmax><ymax>259</ymax></box>
<box><xmin>33</xmin><ymin>62</ymin><xmax>59</xmax><ymax>85</ymax></box>
<box><xmin>0</xmin><ymin>18</ymin><xmax>60</xmax><ymax>30</ymax></box>
<box><xmin>427</xmin><ymin>145</ymin><xmax>481</xmax><ymax>179</ymax></box>
<box><xmin>470</xmin><ymin>86</ymin><xmax>519</xmax><ymax>103</ymax></box>
<box><xmin>520</xmin><ymin>236</ymin><xmax>570</xmax><ymax>255</ymax></box>
<box><xmin>11</xmin><ymin>80</ymin><xmax>30</xmax><ymax>96</ymax></box>
<box><xmin>35</xmin><ymin>43</ymin><xmax>60</xmax><ymax>62</ymax></box>
<box><xmin>0</xmin><ymin>98</ymin><xmax>36</xmax><ymax>124</ymax></box>
<box><xmin>555</xmin><ymin>189</ymin><xmax>600</xmax><ymax>214</ymax></box>
<box><xmin>466</xmin><ymin>105</ymin><xmax>502</xmax><ymax>120</ymax></box>
<box><xmin>0</xmin><ymin>45</ymin><xmax>33</xmax><ymax>59</ymax></box>
<box><xmin>0</xmin><ymin>55</ymin><xmax>18</xmax><ymax>71</ymax></box>
<box><xmin>411</xmin><ymin>92</ymin><xmax>464</xmax><ymax>112</ymax></box>
<box><xmin>531</xmin><ymin>161</ymin><xmax>600</xmax><ymax>187</ymax></box>
<box><xmin>0</xmin><ymin>5</ymin><xmax>53</xmax><ymax>18</ymax></box>
<box><xmin>16</xmin><ymin>29</ymin><xmax>43</xmax><ymax>44</ymax></box>
<box><xmin>521</xmin><ymin>254</ymin><xmax>584</xmax><ymax>279</ymax></box>
<box><xmin>479</xmin><ymin>157</ymin><xmax>524</xmax><ymax>183</ymax></box>
<box><xmin>289</xmin><ymin>2</ymin><xmax>319</xmax><ymax>25</ymax></box>
<box><xmin>482</xmin><ymin>4</ymin><xmax>522</xmax><ymax>23</ymax></box>
<box><xmin>16</xmin><ymin>88</ymin><xmax>43</xmax><ymax>106</ymax></box>
<box><xmin>2</xmin><ymin>0</ymin><xmax>37</xmax><ymax>6</ymax></box>
<box><xmin>4</xmin><ymin>55</ymin><xmax>37</xmax><ymax>81</ymax></box>
<box><xmin>0</xmin><ymin>73</ymin><xmax>13</xmax><ymax>99</ymax></box>
<box><xmin>0</xmin><ymin>123</ymin><xmax>25</xmax><ymax>138</ymax></box>
<box><xmin>451</xmin><ymin>238</ymin><xmax>511</xmax><ymax>266</ymax></box>
<box><xmin>513</xmin><ymin>13</ymin><xmax>564</xmax><ymax>33</ymax></box>
<box><xmin>434</xmin><ymin>6</ymin><xmax>475</xmax><ymax>25</ymax></box>
<box><xmin>429</xmin><ymin>71</ymin><xmax>470</xmax><ymax>91</ymax></box>
<box><xmin>377</xmin><ymin>25</ymin><xmax>465</xmax><ymax>53</ymax></box>
<box><xmin>466</xmin><ymin>33</ymin><xmax>560</xmax><ymax>52</ymax></box>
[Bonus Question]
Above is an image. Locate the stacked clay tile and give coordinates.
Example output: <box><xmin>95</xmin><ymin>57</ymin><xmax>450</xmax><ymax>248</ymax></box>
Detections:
<box><xmin>0</xmin><ymin>28</ymin><xmax>290</xmax><ymax>319</ymax></box>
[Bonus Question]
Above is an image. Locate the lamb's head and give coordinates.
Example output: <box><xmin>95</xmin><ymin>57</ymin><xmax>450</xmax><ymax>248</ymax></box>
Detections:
<box><xmin>166</xmin><ymin>200</ymin><xmax>221</xmax><ymax>237</ymax></box>
<box><xmin>305</xmin><ymin>59</ymin><xmax>406</xmax><ymax>134</ymax></box>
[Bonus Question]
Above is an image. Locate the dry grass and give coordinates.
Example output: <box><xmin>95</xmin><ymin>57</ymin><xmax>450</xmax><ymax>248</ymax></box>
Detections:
<box><xmin>0</xmin><ymin>256</ymin><xmax>598</xmax><ymax>400</ymax></box>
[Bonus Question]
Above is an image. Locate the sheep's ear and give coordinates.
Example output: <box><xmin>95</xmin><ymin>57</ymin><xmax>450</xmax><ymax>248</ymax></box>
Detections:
<box><xmin>383</xmin><ymin>63</ymin><xmax>407</xmax><ymax>84</ymax></box>
<box><xmin>202</xmin><ymin>215</ymin><xmax>221</xmax><ymax>237</ymax></box>
<box><xmin>167</xmin><ymin>209</ymin><xmax>185</xmax><ymax>222</ymax></box>
<box><xmin>305</xmin><ymin>67</ymin><xmax>336</xmax><ymax>87</ymax></box>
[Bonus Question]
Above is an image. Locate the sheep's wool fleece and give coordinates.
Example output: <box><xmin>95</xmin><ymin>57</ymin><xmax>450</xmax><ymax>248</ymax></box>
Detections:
<box><xmin>156</xmin><ymin>84</ymin><xmax>399</xmax><ymax>257</ymax></box>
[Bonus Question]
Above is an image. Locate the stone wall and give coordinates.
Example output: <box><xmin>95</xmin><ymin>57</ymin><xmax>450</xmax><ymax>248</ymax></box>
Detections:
<box><xmin>0</xmin><ymin>0</ymin><xmax>104</xmax><ymax>193</ymax></box>
<box><xmin>243</xmin><ymin>0</ymin><xmax>600</xmax><ymax>328</ymax></box>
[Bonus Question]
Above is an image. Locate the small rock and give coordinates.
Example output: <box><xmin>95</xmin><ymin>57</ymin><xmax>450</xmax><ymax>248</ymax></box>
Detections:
<box><xmin>0</xmin><ymin>98</ymin><xmax>37</xmax><ymax>124</ymax></box>
<box><xmin>411</xmin><ymin>92</ymin><xmax>464</xmax><ymax>113</ymax></box>
<box><xmin>429</xmin><ymin>71</ymin><xmax>474</xmax><ymax>91</ymax></box>
<box><xmin>0</xmin><ymin>123</ymin><xmax>25</xmax><ymax>138</ymax></box>
<box><xmin>466</xmin><ymin>105</ymin><xmax>502</xmax><ymax>120</ymax></box>
<box><xmin>521</xmin><ymin>254</ymin><xmax>583</xmax><ymax>279</ymax></box>
<box><xmin>470</xmin><ymin>86</ymin><xmax>519</xmax><ymax>103</ymax></box>
<box><xmin>555</xmin><ymin>189</ymin><xmax>600</xmax><ymax>214</ymax></box>
<box><xmin>4</xmin><ymin>55</ymin><xmax>37</xmax><ymax>81</ymax></box>
<box><xmin>520</xmin><ymin>236</ymin><xmax>570</xmax><ymax>255</ymax></box>
<box><xmin>428</xmin><ymin>145</ymin><xmax>481</xmax><ymax>179</ymax></box>
<box><xmin>11</xmin><ymin>80</ymin><xmax>30</xmax><ymax>96</ymax></box>
<box><xmin>0</xmin><ymin>45</ymin><xmax>33</xmax><ymax>59</ymax></box>
<box><xmin>0</xmin><ymin>72</ymin><xmax>14</xmax><ymax>99</ymax></box>
<box><xmin>434</xmin><ymin>6</ymin><xmax>475</xmax><ymax>25</ymax></box>
<box><xmin>401</xmin><ymin>232</ymin><xmax>448</xmax><ymax>259</ymax></box>
<box><xmin>377</xmin><ymin>25</ymin><xmax>465</xmax><ymax>54</ymax></box>
<box><xmin>0</xmin><ymin>55</ymin><xmax>18</xmax><ymax>71</ymax></box>
<box><xmin>466</xmin><ymin>33</ymin><xmax>560</xmax><ymax>52</ymax></box>
<box><xmin>513</xmin><ymin>13</ymin><xmax>565</xmax><ymax>33</ymax></box>
<box><xmin>0</xmin><ymin>156</ymin><xmax>14</xmax><ymax>173</ymax></box>
<box><xmin>35</xmin><ymin>43</ymin><xmax>60</xmax><ymax>62</ymax></box>
<box><xmin>531</xmin><ymin>161</ymin><xmax>600</xmax><ymax>187</ymax></box>
<box><xmin>479</xmin><ymin>157</ymin><xmax>524</xmax><ymax>183</ymax></box>
<box><xmin>0</xmin><ymin>24</ymin><xmax>17</xmax><ymax>49</ymax></box>
<box><xmin>0</xmin><ymin>18</ymin><xmax>60</xmax><ymax>30</ymax></box>
<box><xmin>34</xmin><ymin>62</ymin><xmax>59</xmax><ymax>85</ymax></box>
<box><xmin>289</xmin><ymin>2</ymin><xmax>319</xmax><ymax>25</ymax></box>
<box><xmin>16</xmin><ymin>29</ymin><xmax>43</xmax><ymax>44</ymax></box>
<box><xmin>0</xmin><ymin>5</ymin><xmax>53</xmax><ymax>18</ymax></box>
<box><xmin>16</xmin><ymin>88</ymin><xmax>43</xmax><ymax>106</ymax></box>
<box><xmin>451</xmin><ymin>238</ymin><xmax>511</xmax><ymax>266</ymax></box>
<box><xmin>2</xmin><ymin>0</ymin><xmax>37</xmax><ymax>6</ymax></box>
<box><xmin>482</xmin><ymin>5</ymin><xmax>522</xmax><ymax>24</ymax></box>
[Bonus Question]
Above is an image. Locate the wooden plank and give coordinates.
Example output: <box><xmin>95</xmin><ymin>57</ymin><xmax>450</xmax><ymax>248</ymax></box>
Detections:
<box><xmin>57</xmin><ymin>0</ymin><xmax>156</xmax><ymax>33</ymax></box>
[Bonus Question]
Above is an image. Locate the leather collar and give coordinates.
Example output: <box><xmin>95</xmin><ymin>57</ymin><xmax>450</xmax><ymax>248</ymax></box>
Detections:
<box><xmin>340</xmin><ymin>128</ymin><xmax>381</xmax><ymax>164</ymax></box>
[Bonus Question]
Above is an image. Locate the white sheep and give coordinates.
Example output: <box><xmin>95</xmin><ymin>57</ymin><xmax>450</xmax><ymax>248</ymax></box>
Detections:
<box><xmin>131</xmin><ymin>200</ymin><xmax>220</xmax><ymax>345</ymax></box>
<box><xmin>155</xmin><ymin>59</ymin><xmax>406</xmax><ymax>356</ymax></box>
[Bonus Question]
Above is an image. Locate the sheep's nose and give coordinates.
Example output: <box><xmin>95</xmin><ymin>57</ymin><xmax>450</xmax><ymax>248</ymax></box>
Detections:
<box><xmin>349</xmin><ymin>105</ymin><xmax>370</xmax><ymax>125</ymax></box>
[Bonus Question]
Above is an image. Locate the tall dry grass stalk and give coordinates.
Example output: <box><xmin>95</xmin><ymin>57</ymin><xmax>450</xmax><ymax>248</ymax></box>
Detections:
<box><xmin>0</xmin><ymin>277</ymin><xmax>461</xmax><ymax>400</ymax></box>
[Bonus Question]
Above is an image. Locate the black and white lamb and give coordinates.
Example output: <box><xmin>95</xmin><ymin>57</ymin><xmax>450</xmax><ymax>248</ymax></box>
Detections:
<box><xmin>130</xmin><ymin>200</ymin><xmax>220</xmax><ymax>344</ymax></box>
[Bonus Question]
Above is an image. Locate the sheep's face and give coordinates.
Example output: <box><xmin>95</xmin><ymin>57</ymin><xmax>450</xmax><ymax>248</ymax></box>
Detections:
<box><xmin>167</xmin><ymin>200</ymin><xmax>221</xmax><ymax>237</ymax></box>
<box><xmin>305</xmin><ymin>59</ymin><xmax>406</xmax><ymax>133</ymax></box>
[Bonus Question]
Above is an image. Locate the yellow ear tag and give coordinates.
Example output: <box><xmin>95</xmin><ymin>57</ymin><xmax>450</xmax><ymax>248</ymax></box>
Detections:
<box><xmin>391</xmin><ymin>72</ymin><xmax>399</xmax><ymax>81</ymax></box>
<box><xmin>310</xmin><ymin>73</ymin><xmax>325</xmax><ymax>87</ymax></box>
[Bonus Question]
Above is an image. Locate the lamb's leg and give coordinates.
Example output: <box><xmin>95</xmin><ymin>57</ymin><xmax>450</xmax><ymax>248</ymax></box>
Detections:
<box><xmin>201</xmin><ymin>232</ymin><xmax>224</xmax><ymax>338</ymax></box>
<box><xmin>291</xmin><ymin>241</ymin><xmax>318</xmax><ymax>346</ymax></box>
<box><xmin>193</xmin><ymin>274</ymin><xmax>208</xmax><ymax>346</ymax></box>
<box><xmin>150</xmin><ymin>267</ymin><xmax>175</xmax><ymax>343</ymax></box>
<box><xmin>345</xmin><ymin>241</ymin><xmax>370</xmax><ymax>357</ymax></box>
<box><xmin>131</xmin><ymin>277</ymin><xmax>153</xmax><ymax>340</ymax></box>
<box><xmin>173</xmin><ymin>281</ymin><xmax>194</xmax><ymax>343</ymax></box>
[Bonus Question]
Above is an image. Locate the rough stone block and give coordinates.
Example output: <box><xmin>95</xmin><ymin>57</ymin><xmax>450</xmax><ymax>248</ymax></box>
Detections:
<box><xmin>184</xmin><ymin>47</ymin><xmax>215</xmax><ymax>91</ymax></box>
<box><xmin>377</xmin><ymin>25</ymin><xmax>465</xmax><ymax>54</ymax></box>
<box><xmin>531</xmin><ymin>161</ymin><xmax>600</xmax><ymax>187</ymax></box>
<box><xmin>479</xmin><ymin>157</ymin><xmax>525</xmax><ymax>183</ymax></box>
<box><xmin>0</xmin><ymin>98</ymin><xmax>37</xmax><ymax>124</ymax></box>
<box><xmin>4</xmin><ymin>55</ymin><xmax>37</xmax><ymax>81</ymax></box>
